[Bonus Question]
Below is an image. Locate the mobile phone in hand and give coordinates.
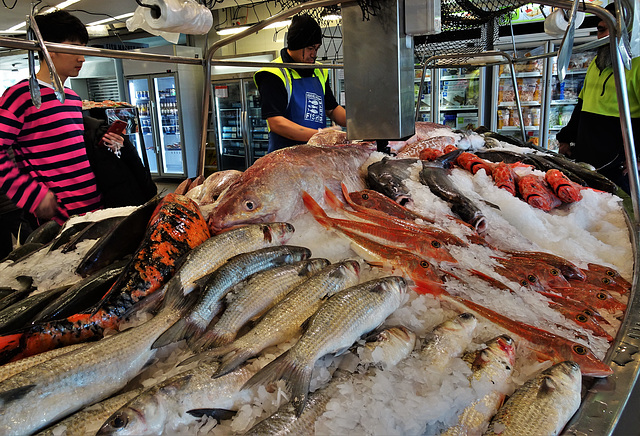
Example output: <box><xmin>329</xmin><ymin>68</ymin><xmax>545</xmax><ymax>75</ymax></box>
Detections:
<box><xmin>98</xmin><ymin>120</ymin><xmax>127</xmax><ymax>147</ymax></box>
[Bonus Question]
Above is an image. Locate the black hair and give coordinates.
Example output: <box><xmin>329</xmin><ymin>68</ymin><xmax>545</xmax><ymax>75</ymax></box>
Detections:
<box><xmin>34</xmin><ymin>10</ymin><xmax>89</xmax><ymax>45</ymax></box>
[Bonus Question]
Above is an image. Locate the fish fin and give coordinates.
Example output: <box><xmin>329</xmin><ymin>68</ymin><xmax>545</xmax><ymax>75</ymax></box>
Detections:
<box><xmin>539</xmin><ymin>375</ymin><xmax>557</xmax><ymax>395</ymax></box>
<box><xmin>324</xmin><ymin>187</ymin><xmax>345</xmax><ymax>211</ymax></box>
<box><xmin>412</xmin><ymin>279</ymin><xmax>449</xmax><ymax>297</ymax></box>
<box><xmin>186</xmin><ymin>408</ymin><xmax>237</xmax><ymax>421</ymax></box>
<box><xmin>0</xmin><ymin>384</ymin><xmax>36</xmax><ymax>405</ymax></box>
<box><xmin>301</xmin><ymin>191</ymin><xmax>332</xmax><ymax>229</ymax></box>
<box><xmin>243</xmin><ymin>351</ymin><xmax>312</xmax><ymax>417</ymax></box>
<box><xmin>152</xmin><ymin>318</ymin><xmax>190</xmax><ymax>349</ymax></box>
<box><xmin>0</xmin><ymin>332</ymin><xmax>23</xmax><ymax>356</ymax></box>
<box><xmin>215</xmin><ymin>348</ymin><xmax>256</xmax><ymax>378</ymax></box>
<box><xmin>190</xmin><ymin>329</ymin><xmax>235</xmax><ymax>352</ymax></box>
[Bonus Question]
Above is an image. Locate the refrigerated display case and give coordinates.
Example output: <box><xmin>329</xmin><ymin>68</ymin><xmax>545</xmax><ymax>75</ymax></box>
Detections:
<box><xmin>545</xmin><ymin>49</ymin><xmax>596</xmax><ymax>151</ymax></box>
<box><xmin>416</xmin><ymin>65</ymin><xmax>484</xmax><ymax>129</ymax></box>
<box><xmin>123</xmin><ymin>46</ymin><xmax>203</xmax><ymax>178</ymax></box>
<box><xmin>414</xmin><ymin>67</ymin><xmax>431</xmax><ymax>121</ymax></box>
<box><xmin>212</xmin><ymin>77</ymin><xmax>268</xmax><ymax>171</ymax></box>
<box><xmin>492</xmin><ymin>44</ymin><xmax>547</xmax><ymax>146</ymax></box>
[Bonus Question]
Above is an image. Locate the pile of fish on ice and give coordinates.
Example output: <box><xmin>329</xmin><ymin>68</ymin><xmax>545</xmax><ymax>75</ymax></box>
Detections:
<box><xmin>0</xmin><ymin>121</ymin><xmax>633</xmax><ymax>435</ymax></box>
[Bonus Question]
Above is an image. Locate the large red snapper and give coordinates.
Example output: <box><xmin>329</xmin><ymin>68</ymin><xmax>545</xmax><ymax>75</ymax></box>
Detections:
<box><xmin>208</xmin><ymin>145</ymin><xmax>371</xmax><ymax>232</ymax></box>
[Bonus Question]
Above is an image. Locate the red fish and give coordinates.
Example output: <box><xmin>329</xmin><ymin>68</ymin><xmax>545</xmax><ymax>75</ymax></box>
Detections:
<box><xmin>493</xmin><ymin>257</ymin><xmax>571</xmax><ymax>290</ymax></box>
<box><xmin>456</xmin><ymin>152</ymin><xmax>493</xmax><ymax>175</ymax></box>
<box><xmin>419</xmin><ymin>148</ymin><xmax>445</xmax><ymax>161</ymax></box>
<box><xmin>397</xmin><ymin>136</ymin><xmax>456</xmax><ymax>158</ymax></box>
<box><xmin>545</xmin><ymin>169</ymin><xmax>583</xmax><ymax>203</ymax></box>
<box><xmin>517</xmin><ymin>174</ymin><xmax>562</xmax><ymax>211</ymax></box>
<box><xmin>549</xmin><ymin>286</ymin><xmax>626</xmax><ymax>314</ymax></box>
<box><xmin>303</xmin><ymin>191</ymin><xmax>457</xmax><ymax>263</ymax></box>
<box><xmin>444</xmin><ymin>144</ymin><xmax>458</xmax><ymax>154</ymax></box>
<box><xmin>413</xmin><ymin>283</ymin><xmax>613</xmax><ymax>377</ymax></box>
<box><xmin>0</xmin><ymin>194</ymin><xmax>211</xmax><ymax>363</ymax></box>
<box><xmin>451</xmin><ymin>296</ymin><xmax>613</xmax><ymax>377</ymax></box>
<box><xmin>491</xmin><ymin>162</ymin><xmax>517</xmax><ymax>196</ymax></box>
<box><xmin>578</xmin><ymin>264</ymin><xmax>632</xmax><ymax>295</ymax></box>
<box><xmin>345</xmin><ymin>187</ymin><xmax>435</xmax><ymax>223</ymax></box>
<box><xmin>501</xmin><ymin>250</ymin><xmax>586</xmax><ymax>281</ymax></box>
<box><xmin>539</xmin><ymin>291</ymin><xmax>611</xmax><ymax>327</ymax></box>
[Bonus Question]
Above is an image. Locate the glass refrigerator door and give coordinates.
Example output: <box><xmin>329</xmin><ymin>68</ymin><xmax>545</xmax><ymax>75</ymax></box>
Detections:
<box><xmin>439</xmin><ymin>66</ymin><xmax>481</xmax><ymax>129</ymax></box>
<box><xmin>214</xmin><ymin>81</ymin><xmax>246</xmax><ymax>171</ymax></box>
<box><xmin>127</xmin><ymin>78</ymin><xmax>158</xmax><ymax>174</ymax></box>
<box><xmin>153</xmin><ymin>75</ymin><xmax>184</xmax><ymax>176</ymax></box>
<box><xmin>546</xmin><ymin>50</ymin><xmax>595</xmax><ymax>151</ymax></box>
<box><xmin>244</xmin><ymin>79</ymin><xmax>268</xmax><ymax>163</ymax></box>
<box><xmin>494</xmin><ymin>45</ymin><xmax>545</xmax><ymax>146</ymax></box>
<box><xmin>414</xmin><ymin>66</ymin><xmax>431</xmax><ymax>121</ymax></box>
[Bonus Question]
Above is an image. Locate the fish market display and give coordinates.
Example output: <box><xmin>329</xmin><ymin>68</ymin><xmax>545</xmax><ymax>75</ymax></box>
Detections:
<box><xmin>0</xmin><ymin>121</ymin><xmax>633</xmax><ymax>435</ymax></box>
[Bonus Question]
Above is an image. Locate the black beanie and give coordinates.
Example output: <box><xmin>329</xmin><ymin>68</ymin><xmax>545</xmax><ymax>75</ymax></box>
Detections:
<box><xmin>287</xmin><ymin>15</ymin><xmax>322</xmax><ymax>50</ymax></box>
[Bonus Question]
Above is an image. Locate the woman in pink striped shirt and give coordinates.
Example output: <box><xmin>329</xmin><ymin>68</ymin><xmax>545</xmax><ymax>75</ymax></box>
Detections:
<box><xmin>0</xmin><ymin>11</ymin><xmax>116</xmax><ymax>227</ymax></box>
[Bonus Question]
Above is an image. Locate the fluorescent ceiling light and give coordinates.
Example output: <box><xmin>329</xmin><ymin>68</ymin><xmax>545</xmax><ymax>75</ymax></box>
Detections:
<box><xmin>264</xmin><ymin>20</ymin><xmax>291</xmax><ymax>29</ymax></box>
<box><xmin>216</xmin><ymin>26</ymin><xmax>249</xmax><ymax>35</ymax></box>
<box><xmin>87</xmin><ymin>25</ymin><xmax>110</xmax><ymax>37</ymax></box>
<box><xmin>322</xmin><ymin>14</ymin><xmax>342</xmax><ymax>21</ymax></box>
<box><xmin>4</xmin><ymin>0</ymin><xmax>83</xmax><ymax>32</ymax></box>
<box><xmin>88</xmin><ymin>12</ymin><xmax>134</xmax><ymax>27</ymax></box>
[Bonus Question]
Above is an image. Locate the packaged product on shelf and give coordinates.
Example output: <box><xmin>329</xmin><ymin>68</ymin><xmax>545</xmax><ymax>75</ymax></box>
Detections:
<box><xmin>466</xmin><ymin>79</ymin><xmax>479</xmax><ymax>106</ymax></box>
<box><xmin>548</xmin><ymin>106</ymin><xmax>561</xmax><ymax>127</ymax></box>
<box><xmin>441</xmin><ymin>80</ymin><xmax>467</xmax><ymax>107</ymax></box>
<box><xmin>499</xmin><ymin>79</ymin><xmax>515</xmax><ymax>102</ymax></box>
<box><xmin>518</xmin><ymin>77</ymin><xmax>539</xmax><ymax>102</ymax></box>
<box><xmin>522</xmin><ymin>107</ymin><xmax>532</xmax><ymax>127</ymax></box>
<box><xmin>497</xmin><ymin>109</ymin><xmax>510</xmax><ymax>129</ymax></box>
<box><xmin>560</xmin><ymin>105</ymin><xmax>575</xmax><ymax>125</ymax></box>
<box><xmin>531</xmin><ymin>107</ymin><xmax>541</xmax><ymax>126</ymax></box>
<box><xmin>509</xmin><ymin>108</ymin><xmax>521</xmax><ymax>127</ymax></box>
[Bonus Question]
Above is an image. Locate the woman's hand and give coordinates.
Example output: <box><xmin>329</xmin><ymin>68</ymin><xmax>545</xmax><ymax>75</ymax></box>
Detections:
<box><xmin>102</xmin><ymin>132</ymin><xmax>124</xmax><ymax>155</ymax></box>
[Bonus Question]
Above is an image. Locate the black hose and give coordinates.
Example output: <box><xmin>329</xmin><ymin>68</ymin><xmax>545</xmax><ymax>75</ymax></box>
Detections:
<box><xmin>135</xmin><ymin>0</ymin><xmax>161</xmax><ymax>19</ymax></box>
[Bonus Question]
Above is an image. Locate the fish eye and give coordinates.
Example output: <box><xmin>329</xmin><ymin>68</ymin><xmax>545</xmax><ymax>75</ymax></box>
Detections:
<box><xmin>576</xmin><ymin>314</ymin><xmax>588</xmax><ymax>323</ymax></box>
<box><xmin>602</xmin><ymin>277</ymin><xmax>611</xmax><ymax>285</ymax></box>
<box><xmin>550</xmin><ymin>268</ymin><xmax>559</xmax><ymax>276</ymax></box>
<box><xmin>420</xmin><ymin>260</ymin><xmax>429</xmax><ymax>268</ymax></box>
<box><xmin>520</xmin><ymin>279</ymin><xmax>528</xmax><ymax>286</ymax></box>
<box><xmin>244</xmin><ymin>201</ymin><xmax>255</xmax><ymax>211</ymax></box>
<box><xmin>596</xmin><ymin>292</ymin><xmax>608</xmax><ymax>300</ymax></box>
<box><xmin>583</xmin><ymin>309</ymin><xmax>594</xmax><ymax>316</ymax></box>
<box><xmin>362</xmin><ymin>193</ymin><xmax>369</xmax><ymax>200</ymax></box>
<box><xmin>606</xmin><ymin>270</ymin><xmax>615</xmax><ymax>277</ymax></box>
<box><xmin>527</xmin><ymin>274</ymin><xmax>537</xmax><ymax>283</ymax></box>
<box><xmin>111</xmin><ymin>415</ymin><xmax>128</xmax><ymax>429</ymax></box>
<box><xmin>573</xmin><ymin>344</ymin><xmax>588</xmax><ymax>355</ymax></box>
<box><xmin>431</xmin><ymin>240</ymin><xmax>441</xmax><ymax>248</ymax></box>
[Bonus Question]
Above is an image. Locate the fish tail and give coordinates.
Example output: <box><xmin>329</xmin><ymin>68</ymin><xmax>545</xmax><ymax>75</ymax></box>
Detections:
<box><xmin>215</xmin><ymin>347</ymin><xmax>256</xmax><ymax>378</ymax></box>
<box><xmin>301</xmin><ymin>191</ymin><xmax>332</xmax><ymax>229</ymax></box>
<box><xmin>152</xmin><ymin>317</ymin><xmax>191</xmax><ymax>349</ymax></box>
<box><xmin>189</xmin><ymin>329</ymin><xmax>235</xmax><ymax>352</ymax></box>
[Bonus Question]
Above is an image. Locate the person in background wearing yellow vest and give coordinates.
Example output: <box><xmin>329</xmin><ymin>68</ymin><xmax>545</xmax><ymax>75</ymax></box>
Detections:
<box><xmin>557</xmin><ymin>2</ymin><xmax>640</xmax><ymax>194</ymax></box>
<box><xmin>254</xmin><ymin>14</ymin><xmax>346</xmax><ymax>153</ymax></box>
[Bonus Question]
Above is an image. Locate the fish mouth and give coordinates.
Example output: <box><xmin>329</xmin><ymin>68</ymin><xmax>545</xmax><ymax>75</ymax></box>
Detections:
<box><xmin>474</xmin><ymin>216</ymin><xmax>487</xmax><ymax>233</ymax></box>
<box><xmin>395</xmin><ymin>195</ymin><xmax>413</xmax><ymax>207</ymax></box>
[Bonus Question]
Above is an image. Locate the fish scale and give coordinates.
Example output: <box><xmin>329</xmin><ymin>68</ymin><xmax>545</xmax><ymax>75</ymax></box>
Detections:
<box><xmin>194</xmin><ymin>258</ymin><xmax>330</xmax><ymax>350</ymax></box>
<box><xmin>163</xmin><ymin>222</ymin><xmax>296</xmax><ymax>301</ymax></box>
<box><xmin>243</xmin><ymin>276</ymin><xmax>407</xmax><ymax>416</ymax></box>
<box><xmin>204</xmin><ymin>260</ymin><xmax>361</xmax><ymax>378</ymax></box>
<box><xmin>484</xmin><ymin>361</ymin><xmax>582</xmax><ymax>436</ymax></box>
<box><xmin>154</xmin><ymin>245</ymin><xmax>312</xmax><ymax>350</ymax></box>
<box><xmin>420</xmin><ymin>312</ymin><xmax>478</xmax><ymax>371</ymax></box>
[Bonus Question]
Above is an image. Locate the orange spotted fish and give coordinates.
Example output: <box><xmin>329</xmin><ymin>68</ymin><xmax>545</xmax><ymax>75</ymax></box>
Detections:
<box><xmin>0</xmin><ymin>194</ymin><xmax>211</xmax><ymax>363</ymax></box>
<box><xmin>397</xmin><ymin>136</ymin><xmax>456</xmax><ymax>158</ymax></box>
<box><xmin>545</xmin><ymin>169</ymin><xmax>583</xmax><ymax>203</ymax></box>
<box><xmin>517</xmin><ymin>174</ymin><xmax>562</xmax><ymax>211</ymax></box>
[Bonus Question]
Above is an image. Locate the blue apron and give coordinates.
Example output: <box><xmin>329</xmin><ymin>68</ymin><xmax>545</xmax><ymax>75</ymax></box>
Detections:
<box><xmin>268</xmin><ymin>73</ymin><xmax>326</xmax><ymax>152</ymax></box>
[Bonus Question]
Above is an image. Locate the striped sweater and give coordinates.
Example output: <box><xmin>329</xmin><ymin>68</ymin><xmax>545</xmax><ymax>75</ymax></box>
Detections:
<box><xmin>0</xmin><ymin>79</ymin><xmax>102</xmax><ymax>224</ymax></box>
